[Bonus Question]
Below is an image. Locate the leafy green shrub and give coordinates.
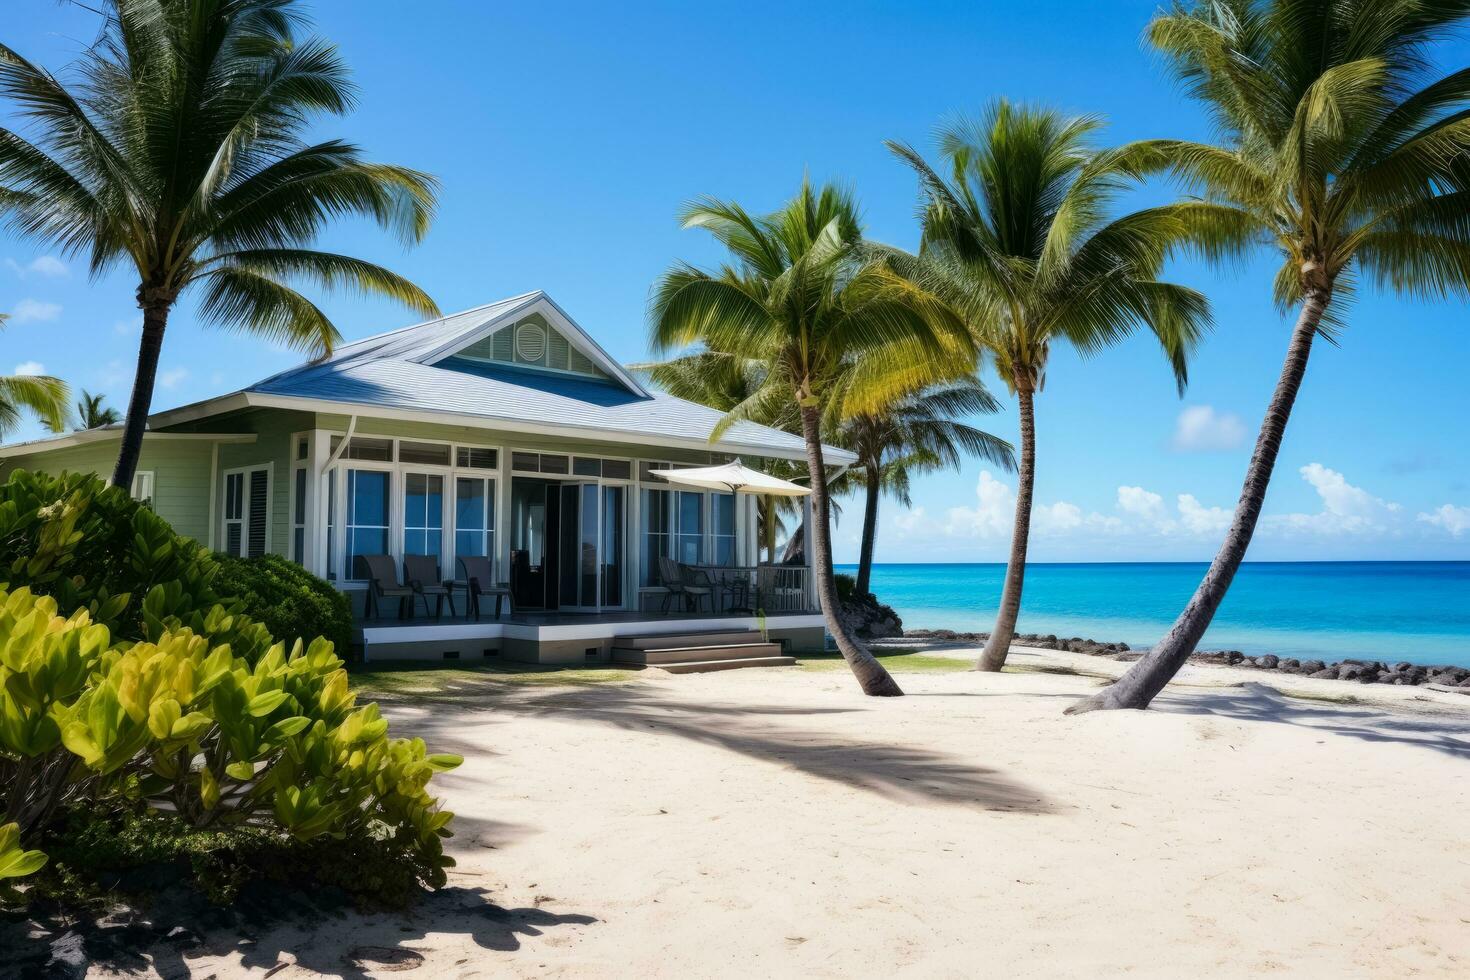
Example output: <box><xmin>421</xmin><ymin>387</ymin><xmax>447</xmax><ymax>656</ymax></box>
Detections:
<box><xmin>835</xmin><ymin>572</ymin><xmax>859</xmax><ymax>603</ymax></box>
<box><xmin>38</xmin><ymin>805</ymin><xmax>437</xmax><ymax>909</ymax></box>
<box><xmin>0</xmin><ymin>470</ymin><xmax>461</xmax><ymax>904</ymax></box>
<box><xmin>212</xmin><ymin>553</ymin><xmax>353</xmax><ymax>656</ymax></box>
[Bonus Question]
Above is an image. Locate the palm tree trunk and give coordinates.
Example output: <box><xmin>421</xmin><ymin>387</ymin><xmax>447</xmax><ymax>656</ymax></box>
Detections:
<box><xmin>1068</xmin><ymin>287</ymin><xmax>1330</xmax><ymax>713</ymax></box>
<box><xmin>111</xmin><ymin>300</ymin><xmax>170</xmax><ymax>489</ymax></box>
<box><xmin>855</xmin><ymin>463</ymin><xmax>881</xmax><ymax>595</ymax></box>
<box><xmin>799</xmin><ymin>403</ymin><xmax>903</xmax><ymax>697</ymax></box>
<box><xmin>978</xmin><ymin>385</ymin><xmax>1036</xmax><ymax>672</ymax></box>
<box><xmin>762</xmin><ymin>497</ymin><xmax>777</xmax><ymax>563</ymax></box>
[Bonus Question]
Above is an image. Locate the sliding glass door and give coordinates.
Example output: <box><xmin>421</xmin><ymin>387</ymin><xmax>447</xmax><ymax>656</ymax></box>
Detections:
<box><xmin>556</xmin><ymin>482</ymin><xmax>626</xmax><ymax>611</ymax></box>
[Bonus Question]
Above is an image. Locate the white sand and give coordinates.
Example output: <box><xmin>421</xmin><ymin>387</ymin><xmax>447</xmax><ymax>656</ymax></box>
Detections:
<box><xmin>165</xmin><ymin>646</ymin><xmax>1470</xmax><ymax>978</ymax></box>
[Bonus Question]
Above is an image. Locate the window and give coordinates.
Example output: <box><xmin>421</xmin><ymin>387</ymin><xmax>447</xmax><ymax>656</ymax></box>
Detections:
<box><xmin>570</xmin><ymin>456</ymin><xmax>632</xmax><ymax>480</ymax></box>
<box><xmin>402</xmin><ymin>472</ymin><xmax>444</xmax><ymax>571</ymax></box>
<box><xmin>295</xmin><ymin>436</ymin><xmax>308</xmax><ymax>461</ymax></box>
<box><xmin>326</xmin><ymin>469</ymin><xmax>337</xmax><ymax>581</ymax></box>
<box><xmin>331</xmin><ymin>436</ymin><xmax>394</xmax><ymax>462</ymax></box>
<box><xmin>291</xmin><ymin>466</ymin><xmax>307</xmax><ymax>565</ymax></box>
<box><xmin>454</xmin><ymin>477</ymin><xmax>496</xmax><ymax>576</ymax></box>
<box><xmin>639</xmin><ymin>488</ymin><xmax>672</xmax><ymax>586</ymax></box>
<box><xmin>130</xmin><ymin>471</ymin><xmax>155</xmax><ymax>509</ymax></box>
<box><xmin>712</xmin><ymin>492</ymin><xmax>736</xmax><ymax>566</ymax></box>
<box><xmin>399</xmin><ymin>441</ymin><xmax>450</xmax><ymax>466</ymax></box>
<box><xmin>223</xmin><ymin>472</ymin><xmax>244</xmax><ymax>555</ymax></box>
<box><xmin>222</xmin><ymin>466</ymin><xmax>270</xmax><ymax>559</ymax></box>
<box><xmin>345</xmin><ymin>469</ymin><xmax>390</xmax><ymax>579</ymax></box>
<box><xmin>676</xmin><ymin>490</ymin><xmax>704</xmax><ymax>565</ymax></box>
<box><xmin>511</xmin><ymin>451</ymin><xmax>568</xmax><ymax>474</ymax></box>
<box><xmin>455</xmin><ymin>446</ymin><xmax>498</xmax><ymax>469</ymax></box>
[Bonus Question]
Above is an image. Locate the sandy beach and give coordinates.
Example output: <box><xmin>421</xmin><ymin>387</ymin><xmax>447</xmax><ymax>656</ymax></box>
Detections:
<box><xmin>124</xmin><ymin>644</ymin><xmax>1470</xmax><ymax>979</ymax></box>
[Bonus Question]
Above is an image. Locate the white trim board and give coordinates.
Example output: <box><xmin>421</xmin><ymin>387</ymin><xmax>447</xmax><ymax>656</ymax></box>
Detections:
<box><xmin>0</xmin><ymin>429</ymin><xmax>256</xmax><ymax>458</ymax></box>
<box><xmin>147</xmin><ymin>391</ymin><xmax>857</xmax><ymax>466</ymax></box>
<box><xmin>357</xmin><ymin>613</ymin><xmax>825</xmax><ymax>650</ymax></box>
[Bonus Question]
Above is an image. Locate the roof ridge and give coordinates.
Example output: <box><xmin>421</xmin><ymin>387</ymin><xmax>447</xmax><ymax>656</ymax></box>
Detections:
<box><xmin>332</xmin><ymin>290</ymin><xmax>544</xmax><ymax>355</ymax></box>
<box><xmin>246</xmin><ymin>290</ymin><xmax>547</xmax><ymax>392</ymax></box>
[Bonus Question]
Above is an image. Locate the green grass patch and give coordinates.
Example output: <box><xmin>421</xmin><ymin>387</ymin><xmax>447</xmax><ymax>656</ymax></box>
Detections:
<box><xmin>349</xmin><ymin>660</ymin><xmax>643</xmax><ymax>696</ymax></box>
<box><xmin>796</xmin><ymin>649</ymin><xmax>973</xmax><ymax>673</ymax></box>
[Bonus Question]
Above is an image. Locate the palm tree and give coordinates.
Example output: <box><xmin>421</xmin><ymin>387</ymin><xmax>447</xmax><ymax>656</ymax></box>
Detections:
<box><xmin>0</xmin><ymin>0</ymin><xmax>439</xmax><ymax>490</ymax></box>
<box><xmin>651</xmin><ymin>180</ymin><xmax>973</xmax><ymax>697</ymax></box>
<box><xmin>0</xmin><ymin>314</ymin><xmax>68</xmax><ymax>437</ymax></box>
<box><xmin>634</xmin><ymin>348</ymin><xmax>806</xmax><ymax>562</ymax></box>
<box><xmin>889</xmin><ymin>101</ymin><xmax>1210</xmax><ymax>672</ymax></box>
<box><xmin>830</xmin><ymin>375</ymin><xmax>1015</xmax><ymax>595</ymax></box>
<box><xmin>74</xmin><ymin>389</ymin><xmax>120</xmax><ymax>430</ymax></box>
<box><xmin>1069</xmin><ymin>0</ymin><xmax>1470</xmax><ymax>712</ymax></box>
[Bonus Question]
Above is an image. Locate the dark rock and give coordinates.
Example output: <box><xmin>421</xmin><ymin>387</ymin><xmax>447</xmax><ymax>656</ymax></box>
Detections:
<box><xmin>1310</xmin><ymin>668</ymin><xmax>1338</xmax><ymax>679</ymax></box>
<box><xmin>1226</xmin><ymin>652</ymin><xmax>1245</xmax><ymax>665</ymax></box>
<box><xmin>47</xmin><ymin>931</ymin><xmax>88</xmax><ymax>980</ymax></box>
<box><xmin>1301</xmin><ymin>659</ymin><xmax>1326</xmax><ymax>674</ymax></box>
<box><xmin>165</xmin><ymin>926</ymin><xmax>201</xmax><ymax>949</ymax></box>
<box><xmin>1278</xmin><ymin>658</ymin><xmax>1300</xmax><ymax>672</ymax></box>
<box><xmin>1259</xmin><ymin>654</ymin><xmax>1280</xmax><ymax>669</ymax></box>
<box><xmin>839</xmin><ymin>591</ymin><xmax>904</xmax><ymax>639</ymax></box>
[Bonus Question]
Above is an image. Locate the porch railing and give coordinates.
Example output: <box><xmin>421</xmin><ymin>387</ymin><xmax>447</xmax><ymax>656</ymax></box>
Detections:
<box><xmin>658</xmin><ymin>564</ymin><xmax>812</xmax><ymax>615</ymax></box>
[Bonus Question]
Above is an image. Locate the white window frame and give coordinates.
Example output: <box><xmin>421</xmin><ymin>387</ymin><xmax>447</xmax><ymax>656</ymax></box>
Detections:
<box><xmin>289</xmin><ymin>433</ymin><xmax>310</xmax><ymax>565</ymax></box>
<box><xmin>339</xmin><ymin>461</ymin><xmax>395</xmax><ymax>582</ymax></box>
<box><xmin>322</xmin><ymin>432</ymin><xmax>508</xmax><ymax>585</ymax></box>
<box><xmin>220</xmin><ymin>463</ymin><xmax>273</xmax><ymax>558</ymax></box>
<box><xmin>130</xmin><ymin>470</ymin><xmax>155</xmax><ymax>507</ymax></box>
<box><xmin>451</xmin><ymin>474</ymin><xmax>498</xmax><ymax>582</ymax></box>
<box><xmin>399</xmin><ymin>461</ymin><xmax>452</xmax><ymax>578</ymax></box>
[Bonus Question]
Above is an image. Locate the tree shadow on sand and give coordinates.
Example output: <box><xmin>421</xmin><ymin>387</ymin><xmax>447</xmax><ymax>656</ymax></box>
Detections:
<box><xmin>383</xmin><ymin>680</ymin><xmax>1053</xmax><ymax>813</ymax></box>
<box><xmin>5</xmin><ymin>885</ymin><xmax>597</xmax><ymax>979</ymax></box>
<box><xmin>1153</xmin><ymin>681</ymin><xmax>1470</xmax><ymax>760</ymax></box>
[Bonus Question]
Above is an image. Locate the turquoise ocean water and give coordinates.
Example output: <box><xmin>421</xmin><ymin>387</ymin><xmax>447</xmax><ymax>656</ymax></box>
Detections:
<box><xmin>835</xmin><ymin>562</ymin><xmax>1470</xmax><ymax>668</ymax></box>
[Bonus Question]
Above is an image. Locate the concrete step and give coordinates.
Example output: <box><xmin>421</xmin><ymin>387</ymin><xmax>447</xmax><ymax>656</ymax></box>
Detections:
<box><xmin>613</xmin><ymin>642</ymin><xmax>783</xmax><ymax>666</ymax></box>
<box><xmin>614</xmin><ymin>630</ymin><xmax>763</xmax><ymax>651</ymax></box>
<box><xmin>655</xmin><ymin>655</ymin><xmax>798</xmax><ymax>674</ymax></box>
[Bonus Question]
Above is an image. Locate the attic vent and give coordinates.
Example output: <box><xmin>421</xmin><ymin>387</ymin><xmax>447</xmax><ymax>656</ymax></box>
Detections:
<box><xmin>515</xmin><ymin>322</ymin><xmax>546</xmax><ymax>363</ymax></box>
<box><xmin>547</xmin><ymin>331</ymin><xmax>570</xmax><ymax>371</ymax></box>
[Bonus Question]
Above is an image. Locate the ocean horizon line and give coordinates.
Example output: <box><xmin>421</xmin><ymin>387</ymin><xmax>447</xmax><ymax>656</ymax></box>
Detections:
<box><xmin>838</xmin><ymin>558</ymin><xmax>1470</xmax><ymax>567</ymax></box>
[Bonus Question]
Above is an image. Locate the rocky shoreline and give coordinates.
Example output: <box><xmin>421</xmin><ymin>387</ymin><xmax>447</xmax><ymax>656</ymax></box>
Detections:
<box><xmin>900</xmin><ymin>628</ymin><xmax>1470</xmax><ymax>691</ymax></box>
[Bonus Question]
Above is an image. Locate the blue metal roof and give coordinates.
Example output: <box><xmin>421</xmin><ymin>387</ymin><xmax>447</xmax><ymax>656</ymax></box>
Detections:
<box><xmin>241</xmin><ymin>293</ymin><xmax>848</xmax><ymax>462</ymax></box>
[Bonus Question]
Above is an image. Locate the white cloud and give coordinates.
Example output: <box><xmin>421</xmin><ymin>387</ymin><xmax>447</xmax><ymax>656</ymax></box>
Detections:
<box><xmin>1270</xmin><ymin>463</ymin><xmax>1401</xmax><ymax>536</ymax></box>
<box><xmin>886</xmin><ymin>463</ymin><xmax>1464</xmax><ymax>561</ymax></box>
<box><xmin>9</xmin><ymin>298</ymin><xmax>62</xmax><ymax>323</ymax></box>
<box><xmin>1117</xmin><ymin>485</ymin><xmax>1166</xmax><ymax>523</ymax></box>
<box><xmin>13</xmin><ymin>360</ymin><xmax>45</xmax><ymax>376</ymax></box>
<box><xmin>1418</xmin><ymin>504</ymin><xmax>1470</xmax><ymax>537</ymax></box>
<box><xmin>1177</xmin><ymin>493</ymin><xmax>1233</xmax><ymax>535</ymax></box>
<box><xmin>893</xmin><ymin>506</ymin><xmax>928</xmax><ymax>533</ymax></box>
<box><xmin>944</xmin><ymin>470</ymin><xmax>1015</xmax><ymax>538</ymax></box>
<box><xmin>158</xmin><ymin>367</ymin><xmax>189</xmax><ymax>389</ymax></box>
<box><xmin>1171</xmin><ymin>405</ymin><xmax>1247</xmax><ymax>452</ymax></box>
<box><xmin>5</xmin><ymin>255</ymin><xmax>67</xmax><ymax>278</ymax></box>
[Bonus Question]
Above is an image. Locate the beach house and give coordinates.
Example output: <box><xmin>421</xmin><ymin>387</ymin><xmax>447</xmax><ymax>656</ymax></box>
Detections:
<box><xmin>0</xmin><ymin>291</ymin><xmax>842</xmax><ymax>664</ymax></box>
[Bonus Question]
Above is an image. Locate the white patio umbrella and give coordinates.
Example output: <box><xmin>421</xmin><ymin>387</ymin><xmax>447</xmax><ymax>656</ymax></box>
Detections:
<box><xmin>646</xmin><ymin>459</ymin><xmax>811</xmax><ymax>496</ymax></box>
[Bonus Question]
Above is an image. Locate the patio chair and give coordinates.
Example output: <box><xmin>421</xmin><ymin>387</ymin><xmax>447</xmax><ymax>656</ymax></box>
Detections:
<box><xmin>656</xmin><ymin>556</ymin><xmax>687</xmax><ymax>613</ymax></box>
<box><xmin>458</xmin><ymin>555</ymin><xmax>513</xmax><ymax>621</ymax></box>
<box><xmin>683</xmin><ymin>564</ymin><xmax>717</xmax><ymax>613</ymax></box>
<box><xmin>362</xmin><ymin>554</ymin><xmax>414</xmax><ymax>620</ymax></box>
<box><xmin>404</xmin><ymin>554</ymin><xmax>456</xmax><ymax>620</ymax></box>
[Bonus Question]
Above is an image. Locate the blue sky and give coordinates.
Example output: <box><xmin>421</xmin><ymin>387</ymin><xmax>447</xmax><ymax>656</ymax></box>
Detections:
<box><xmin>3</xmin><ymin>0</ymin><xmax>1468</xmax><ymax>562</ymax></box>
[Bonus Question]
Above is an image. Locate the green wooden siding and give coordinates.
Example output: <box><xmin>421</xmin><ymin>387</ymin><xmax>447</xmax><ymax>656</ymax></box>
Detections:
<box><xmin>0</xmin><ymin>438</ymin><xmax>217</xmax><ymax>543</ymax></box>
